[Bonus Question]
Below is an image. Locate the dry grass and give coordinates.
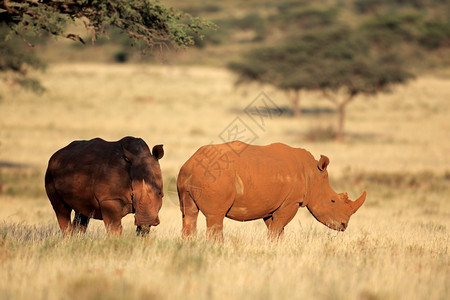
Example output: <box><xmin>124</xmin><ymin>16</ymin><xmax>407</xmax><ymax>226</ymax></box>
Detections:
<box><xmin>0</xmin><ymin>63</ymin><xmax>449</xmax><ymax>300</ymax></box>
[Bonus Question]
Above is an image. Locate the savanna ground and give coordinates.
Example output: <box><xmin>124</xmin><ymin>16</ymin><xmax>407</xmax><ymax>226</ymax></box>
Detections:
<box><xmin>0</xmin><ymin>64</ymin><xmax>449</xmax><ymax>299</ymax></box>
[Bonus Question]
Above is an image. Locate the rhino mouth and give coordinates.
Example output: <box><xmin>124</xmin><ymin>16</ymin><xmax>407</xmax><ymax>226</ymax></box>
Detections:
<box><xmin>327</xmin><ymin>222</ymin><xmax>347</xmax><ymax>231</ymax></box>
<box><xmin>136</xmin><ymin>225</ymin><xmax>151</xmax><ymax>236</ymax></box>
<box><xmin>307</xmin><ymin>207</ymin><xmax>347</xmax><ymax>232</ymax></box>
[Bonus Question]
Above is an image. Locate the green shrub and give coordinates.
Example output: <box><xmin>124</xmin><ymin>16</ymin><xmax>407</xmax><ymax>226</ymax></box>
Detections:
<box><xmin>418</xmin><ymin>20</ymin><xmax>450</xmax><ymax>49</ymax></box>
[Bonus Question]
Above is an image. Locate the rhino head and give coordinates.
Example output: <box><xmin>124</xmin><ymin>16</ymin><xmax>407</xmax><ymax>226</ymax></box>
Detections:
<box><xmin>305</xmin><ymin>155</ymin><xmax>366</xmax><ymax>231</ymax></box>
<box><xmin>122</xmin><ymin>140</ymin><xmax>164</xmax><ymax>235</ymax></box>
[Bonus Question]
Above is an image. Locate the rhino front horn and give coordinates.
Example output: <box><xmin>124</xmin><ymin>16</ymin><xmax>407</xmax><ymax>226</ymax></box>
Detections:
<box><xmin>351</xmin><ymin>191</ymin><xmax>366</xmax><ymax>214</ymax></box>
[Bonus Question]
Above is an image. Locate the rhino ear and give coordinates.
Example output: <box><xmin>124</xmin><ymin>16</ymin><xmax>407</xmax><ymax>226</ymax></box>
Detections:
<box><xmin>152</xmin><ymin>144</ymin><xmax>164</xmax><ymax>160</ymax></box>
<box><xmin>318</xmin><ymin>155</ymin><xmax>330</xmax><ymax>171</ymax></box>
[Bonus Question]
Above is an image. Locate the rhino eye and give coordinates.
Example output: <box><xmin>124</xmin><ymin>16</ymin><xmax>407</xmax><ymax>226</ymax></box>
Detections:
<box><xmin>331</xmin><ymin>199</ymin><xmax>335</xmax><ymax>203</ymax></box>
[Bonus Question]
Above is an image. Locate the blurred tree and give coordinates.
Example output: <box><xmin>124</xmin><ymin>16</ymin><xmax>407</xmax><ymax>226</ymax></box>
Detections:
<box><xmin>417</xmin><ymin>19</ymin><xmax>450</xmax><ymax>50</ymax></box>
<box><xmin>229</xmin><ymin>26</ymin><xmax>414</xmax><ymax>141</ymax></box>
<box><xmin>361</xmin><ymin>11</ymin><xmax>450</xmax><ymax>53</ymax></box>
<box><xmin>360</xmin><ymin>12</ymin><xmax>450</xmax><ymax>71</ymax></box>
<box><xmin>0</xmin><ymin>24</ymin><xmax>46</xmax><ymax>93</ymax></box>
<box><xmin>274</xmin><ymin>5</ymin><xmax>338</xmax><ymax>30</ymax></box>
<box><xmin>228</xmin><ymin>5</ymin><xmax>341</xmax><ymax>118</ymax></box>
<box><xmin>0</xmin><ymin>0</ymin><xmax>214</xmax><ymax>91</ymax></box>
<box><xmin>229</xmin><ymin>43</ymin><xmax>317</xmax><ymax>118</ymax></box>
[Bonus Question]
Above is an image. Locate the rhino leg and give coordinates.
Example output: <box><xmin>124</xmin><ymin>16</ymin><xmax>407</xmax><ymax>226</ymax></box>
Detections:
<box><xmin>264</xmin><ymin>202</ymin><xmax>299</xmax><ymax>240</ymax></box>
<box><xmin>54</xmin><ymin>206</ymin><xmax>73</xmax><ymax>236</ymax></box>
<box><xmin>48</xmin><ymin>194</ymin><xmax>73</xmax><ymax>236</ymax></box>
<box><xmin>46</xmin><ymin>174</ymin><xmax>73</xmax><ymax>236</ymax></box>
<box><xmin>206</xmin><ymin>214</ymin><xmax>225</xmax><ymax>242</ymax></box>
<box><xmin>264</xmin><ymin>217</ymin><xmax>285</xmax><ymax>240</ymax></box>
<box><xmin>263</xmin><ymin>217</ymin><xmax>279</xmax><ymax>240</ymax></box>
<box><xmin>100</xmin><ymin>200</ymin><xmax>123</xmax><ymax>235</ymax></box>
<box><xmin>73</xmin><ymin>212</ymin><xmax>90</xmax><ymax>233</ymax></box>
<box><xmin>180</xmin><ymin>191</ymin><xmax>199</xmax><ymax>240</ymax></box>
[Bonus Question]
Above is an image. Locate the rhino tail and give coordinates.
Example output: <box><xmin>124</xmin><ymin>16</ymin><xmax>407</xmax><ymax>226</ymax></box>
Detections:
<box><xmin>177</xmin><ymin>173</ymin><xmax>200</xmax><ymax>240</ymax></box>
<box><xmin>177</xmin><ymin>174</ymin><xmax>199</xmax><ymax>217</ymax></box>
<box><xmin>45</xmin><ymin>168</ymin><xmax>60</xmax><ymax>207</ymax></box>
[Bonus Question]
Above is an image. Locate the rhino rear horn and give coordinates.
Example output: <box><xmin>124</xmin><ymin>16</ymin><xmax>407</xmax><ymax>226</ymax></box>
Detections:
<box><xmin>351</xmin><ymin>191</ymin><xmax>366</xmax><ymax>214</ymax></box>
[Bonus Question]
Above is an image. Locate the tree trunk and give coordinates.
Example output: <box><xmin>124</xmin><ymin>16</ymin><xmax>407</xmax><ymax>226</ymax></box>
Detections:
<box><xmin>321</xmin><ymin>90</ymin><xmax>356</xmax><ymax>142</ymax></box>
<box><xmin>289</xmin><ymin>89</ymin><xmax>301</xmax><ymax>118</ymax></box>
<box><xmin>336</xmin><ymin>103</ymin><xmax>346</xmax><ymax>142</ymax></box>
<box><xmin>335</xmin><ymin>94</ymin><xmax>355</xmax><ymax>142</ymax></box>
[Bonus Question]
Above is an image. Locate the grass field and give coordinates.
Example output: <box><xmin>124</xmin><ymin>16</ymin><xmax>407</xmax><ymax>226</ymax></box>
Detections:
<box><xmin>0</xmin><ymin>63</ymin><xmax>449</xmax><ymax>299</ymax></box>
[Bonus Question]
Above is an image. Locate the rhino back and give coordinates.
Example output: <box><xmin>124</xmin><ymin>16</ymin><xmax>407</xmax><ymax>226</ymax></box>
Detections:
<box><xmin>47</xmin><ymin>138</ymin><xmax>128</xmax><ymax>217</ymax></box>
<box><xmin>181</xmin><ymin>142</ymin><xmax>307</xmax><ymax>221</ymax></box>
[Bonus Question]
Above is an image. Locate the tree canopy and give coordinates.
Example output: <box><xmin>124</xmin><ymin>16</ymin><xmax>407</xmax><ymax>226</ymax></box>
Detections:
<box><xmin>229</xmin><ymin>25</ymin><xmax>415</xmax><ymax>140</ymax></box>
<box><xmin>0</xmin><ymin>0</ymin><xmax>214</xmax><ymax>91</ymax></box>
<box><xmin>0</xmin><ymin>0</ymin><xmax>213</xmax><ymax>47</ymax></box>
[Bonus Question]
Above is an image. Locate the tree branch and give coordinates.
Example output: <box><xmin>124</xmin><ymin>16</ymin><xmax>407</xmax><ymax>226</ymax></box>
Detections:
<box><xmin>1</xmin><ymin>0</ymin><xmax>213</xmax><ymax>49</ymax></box>
<box><xmin>342</xmin><ymin>92</ymin><xmax>357</xmax><ymax>106</ymax></box>
<box><xmin>8</xmin><ymin>24</ymin><xmax>34</xmax><ymax>47</ymax></box>
<box><xmin>321</xmin><ymin>89</ymin><xmax>338</xmax><ymax>104</ymax></box>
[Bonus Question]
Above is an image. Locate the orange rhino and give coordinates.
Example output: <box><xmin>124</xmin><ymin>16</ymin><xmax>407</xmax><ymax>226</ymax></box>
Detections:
<box><xmin>177</xmin><ymin>141</ymin><xmax>366</xmax><ymax>241</ymax></box>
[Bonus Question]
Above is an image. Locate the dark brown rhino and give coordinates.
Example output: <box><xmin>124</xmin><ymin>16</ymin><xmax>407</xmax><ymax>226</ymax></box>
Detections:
<box><xmin>177</xmin><ymin>141</ymin><xmax>366</xmax><ymax>241</ymax></box>
<box><xmin>45</xmin><ymin>137</ymin><xmax>164</xmax><ymax>236</ymax></box>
